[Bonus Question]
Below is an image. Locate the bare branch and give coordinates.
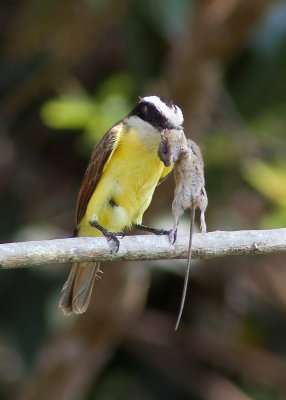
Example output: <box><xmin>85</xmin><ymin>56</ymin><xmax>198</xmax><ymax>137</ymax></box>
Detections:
<box><xmin>0</xmin><ymin>229</ymin><xmax>285</xmax><ymax>269</ymax></box>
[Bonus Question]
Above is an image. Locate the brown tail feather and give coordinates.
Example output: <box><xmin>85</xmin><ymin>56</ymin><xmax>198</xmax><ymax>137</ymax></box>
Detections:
<box><xmin>59</xmin><ymin>262</ymin><xmax>100</xmax><ymax>315</ymax></box>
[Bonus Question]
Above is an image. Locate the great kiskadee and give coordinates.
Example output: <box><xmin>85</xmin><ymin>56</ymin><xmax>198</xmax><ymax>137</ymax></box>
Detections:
<box><xmin>59</xmin><ymin>95</ymin><xmax>184</xmax><ymax>315</ymax></box>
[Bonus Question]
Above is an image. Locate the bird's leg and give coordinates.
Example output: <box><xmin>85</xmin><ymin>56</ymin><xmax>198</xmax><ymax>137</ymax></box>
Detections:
<box><xmin>89</xmin><ymin>220</ymin><xmax>123</xmax><ymax>253</ymax></box>
<box><xmin>135</xmin><ymin>223</ymin><xmax>171</xmax><ymax>236</ymax></box>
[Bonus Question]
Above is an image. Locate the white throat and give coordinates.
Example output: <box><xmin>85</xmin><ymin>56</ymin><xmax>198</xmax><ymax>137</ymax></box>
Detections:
<box><xmin>125</xmin><ymin>115</ymin><xmax>161</xmax><ymax>148</ymax></box>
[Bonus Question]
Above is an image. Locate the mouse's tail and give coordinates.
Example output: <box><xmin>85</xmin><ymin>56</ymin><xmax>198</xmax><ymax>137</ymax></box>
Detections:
<box><xmin>175</xmin><ymin>207</ymin><xmax>195</xmax><ymax>330</ymax></box>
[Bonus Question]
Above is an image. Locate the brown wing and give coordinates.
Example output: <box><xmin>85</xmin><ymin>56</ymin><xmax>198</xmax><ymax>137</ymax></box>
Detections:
<box><xmin>76</xmin><ymin>123</ymin><xmax>123</xmax><ymax>227</ymax></box>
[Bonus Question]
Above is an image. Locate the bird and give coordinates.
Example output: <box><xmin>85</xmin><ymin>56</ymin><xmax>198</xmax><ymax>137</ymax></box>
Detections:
<box><xmin>59</xmin><ymin>95</ymin><xmax>184</xmax><ymax>315</ymax></box>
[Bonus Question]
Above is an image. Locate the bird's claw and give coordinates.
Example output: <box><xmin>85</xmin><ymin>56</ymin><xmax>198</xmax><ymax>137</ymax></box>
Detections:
<box><xmin>154</xmin><ymin>228</ymin><xmax>171</xmax><ymax>236</ymax></box>
<box><xmin>105</xmin><ymin>232</ymin><xmax>120</xmax><ymax>253</ymax></box>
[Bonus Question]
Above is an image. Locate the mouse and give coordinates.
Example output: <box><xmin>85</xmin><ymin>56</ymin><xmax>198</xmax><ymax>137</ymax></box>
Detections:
<box><xmin>158</xmin><ymin>127</ymin><xmax>187</xmax><ymax>168</ymax></box>
<box><xmin>159</xmin><ymin>131</ymin><xmax>208</xmax><ymax>330</ymax></box>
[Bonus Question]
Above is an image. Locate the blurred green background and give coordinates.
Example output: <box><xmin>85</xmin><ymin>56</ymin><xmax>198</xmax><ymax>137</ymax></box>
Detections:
<box><xmin>0</xmin><ymin>0</ymin><xmax>286</xmax><ymax>399</ymax></box>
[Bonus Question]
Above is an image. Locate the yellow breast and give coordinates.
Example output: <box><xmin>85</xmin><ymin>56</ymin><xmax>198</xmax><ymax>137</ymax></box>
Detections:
<box><xmin>78</xmin><ymin>125</ymin><xmax>172</xmax><ymax>236</ymax></box>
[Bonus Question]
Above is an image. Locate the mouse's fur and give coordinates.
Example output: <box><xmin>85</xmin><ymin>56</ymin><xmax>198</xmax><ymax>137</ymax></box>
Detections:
<box><xmin>158</xmin><ymin>130</ymin><xmax>208</xmax><ymax>330</ymax></box>
<box><xmin>169</xmin><ymin>139</ymin><xmax>207</xmax><ymax>244</ymax></box>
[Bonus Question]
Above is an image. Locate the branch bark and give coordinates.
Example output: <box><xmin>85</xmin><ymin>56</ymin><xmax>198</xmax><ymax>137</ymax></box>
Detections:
<box><xmin>0</xmin><ymin>228</ymin><xmax>285</xmax><ymax>269</ymax></box>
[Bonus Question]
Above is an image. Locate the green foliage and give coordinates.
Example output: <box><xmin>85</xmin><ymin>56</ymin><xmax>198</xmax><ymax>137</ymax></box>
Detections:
<box><xmin>40</xmin><ymin>74</ymin><xmax>134</xmax><ymax>146</ymax></box>
<box><xmin>137</xmin><ymin>0</ymin><xmax>193</xmax><ymax>40</ymax></box>
<box><xmin>244</xmin><ymin>159</ymin><xmax>286</xmax><ymax>228</ymax></box>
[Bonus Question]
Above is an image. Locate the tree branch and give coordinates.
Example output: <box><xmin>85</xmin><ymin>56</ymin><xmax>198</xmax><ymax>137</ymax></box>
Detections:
<box><xmin>0</xmin><ymin>229</ymin><xmax>285</xmax><ymax>269</ymax></box>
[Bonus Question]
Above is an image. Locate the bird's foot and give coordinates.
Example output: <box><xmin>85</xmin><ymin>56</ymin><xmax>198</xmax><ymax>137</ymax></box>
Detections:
<box><xmin>105</xmin><ymin>232</ymin><xmax>120</xmax><ymax>253</ymax></box>
<box><xmin>136</xmin><ymin>223</ymin><xmax>171</xmax><ymax>236</ymax></box>
<box><xmin>89</xmin><ymin>220</ymin><xmax>122</xmax><ymax>253</ymax></box>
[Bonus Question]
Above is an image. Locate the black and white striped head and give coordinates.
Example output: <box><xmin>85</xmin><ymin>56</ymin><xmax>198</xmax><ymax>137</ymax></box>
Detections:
<box><xmin>129</xmin><ymin>95</ymin><xmax>184</xmax><ymax>131</ymax></box>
